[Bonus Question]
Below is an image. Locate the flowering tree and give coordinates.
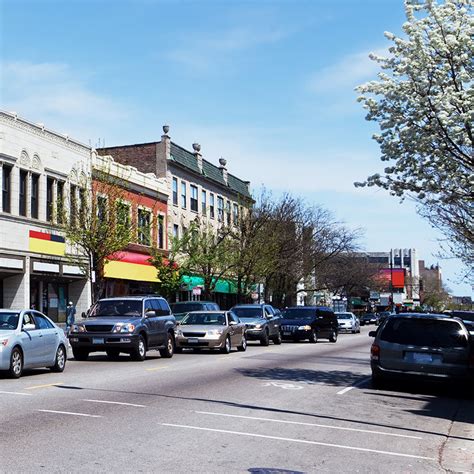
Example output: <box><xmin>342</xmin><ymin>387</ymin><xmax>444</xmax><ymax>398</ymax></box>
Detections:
<box><xmin>356</xmin><ymin>0</ymin><xmax>473</xmax><ymax>276</ymax></box>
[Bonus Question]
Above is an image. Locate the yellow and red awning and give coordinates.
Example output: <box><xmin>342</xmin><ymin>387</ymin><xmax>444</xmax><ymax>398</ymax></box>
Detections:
<box><xmin>29</xmin><ymin>230</ymin><xmax>66</xmax><ymax>256</ymax></box>
<box><xmin>104</xmin><ymin>251</ymin><xmax>159</xmax><ymax>283</ymax></box>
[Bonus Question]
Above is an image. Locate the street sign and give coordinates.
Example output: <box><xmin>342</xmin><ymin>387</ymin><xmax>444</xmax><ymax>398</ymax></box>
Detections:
<box><xmin>192</xmin><ymin>287</ymin><xmax>202</xmax><ymax>296</ymax></box>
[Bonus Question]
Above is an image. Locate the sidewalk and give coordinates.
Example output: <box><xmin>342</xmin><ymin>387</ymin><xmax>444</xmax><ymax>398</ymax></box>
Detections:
<box><xmin>441</xmin><ymin>399</ymin><xmax>474</xmax><ymax>473</ymax></box>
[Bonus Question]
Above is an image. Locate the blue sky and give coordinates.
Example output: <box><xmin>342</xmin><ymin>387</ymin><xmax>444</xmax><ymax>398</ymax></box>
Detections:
<box><xmin>2</xmin><ymin>0</ymin><xmax>471</xmax><ymax>296</ymax></box>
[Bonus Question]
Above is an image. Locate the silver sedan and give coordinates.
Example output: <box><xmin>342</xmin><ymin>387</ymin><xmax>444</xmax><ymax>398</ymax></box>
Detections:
<box><xmin>0</xmin><ymin>309</ymin><xmax>68</xmax><ymax>378</ymax></box>
<box><xmin>175</xmin><ymin>311</ymin><xmax>247</xmax><ymax>353</ymax></box>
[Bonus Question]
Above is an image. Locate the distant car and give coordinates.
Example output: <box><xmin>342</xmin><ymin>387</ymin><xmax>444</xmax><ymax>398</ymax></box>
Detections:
<box><xmin>280</xmin><ymin>306</ymin><xmax>338</xmax><ymax>343</ymax></box>
<box><xmin>69</xmin><ymin>296</ymin><xmax>176</xmax><ymax>361</ymax></box>
<box><xmin>369</xmin><ymin>313</ymin><xmax>474</xmax><ymax>388</ymax></box>
<box><xmin>0</xmin><ymin>309</ymin><xmax>68</xmax><ymax>378</ymax></box>
<box><xmin>230</xmin><ymin>304</ymin><xmax>281</xmax><ymax>345</ymax></box>
<box><xmin>175</xmin><ymin>311</ymin><xmax>246</xmax><ymax>353</ymax></box>
<box><xmin>360</xmin><ymin>313</ymin><xmax>378</xmax><ymax>326</ymax></box>
<box><xmin>170</xmin><ymin>301</ymin><xmax>220</xmax><ymax>322</ymax></box>
<box><xmin>336</xmin><ymin>312</ymin><xmax>360</xmax><ymax>333</ymax></box>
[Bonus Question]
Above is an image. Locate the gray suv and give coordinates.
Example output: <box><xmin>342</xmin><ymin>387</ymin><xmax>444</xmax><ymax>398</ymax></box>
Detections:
<box><xmin>370</xmin><ymin>313</ymin><xmax>474</xmax><ymax>388</ymax></box>
<box><xmin>69</xmin><ymin>296</ymin><xmax>176</xmax><ymax>361</ymax></box>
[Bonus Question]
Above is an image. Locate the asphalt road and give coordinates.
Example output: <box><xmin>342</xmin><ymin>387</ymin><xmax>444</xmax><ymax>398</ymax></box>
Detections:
<box><xmin>1</xmin><ymin>326</ymin><xmax>473</xmax><ymax>473</ymax></box>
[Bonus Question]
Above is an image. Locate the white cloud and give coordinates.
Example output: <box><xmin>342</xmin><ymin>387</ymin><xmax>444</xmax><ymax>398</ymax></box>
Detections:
<box><xmin>307</xmin><ymin>48</ymin><xmax>387</xmax><ymax>93</ymax></box>
<box><xmin>1</xmin><ymin>61</ymin><xmax>128</xmax><ymax>142</ymax></box>
<box><xmin>165</xmin><ymin>24</ymin><xmax>290</xmax><ymax>72</ymax></box>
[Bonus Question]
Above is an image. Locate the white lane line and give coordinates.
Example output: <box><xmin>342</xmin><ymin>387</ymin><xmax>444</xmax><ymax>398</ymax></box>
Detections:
<box><xmin>161</xmin><ymin>423</ymin><xmax>434</xmax><ymax>460</ymax></box>
<box><xmin>84</xmin><ymin>399</ymin><xmax>146</xmax><ymax>408</ymax></box>
<box><xmin>0</xmin><ymin>390</ymin><xmax>33</xmax><ymax>396</ymax></box>
<box><xmin>194</xmin><ymin>411</ymin><xmax>422</xmax><ymax>439</ymax></box>
<box><xmin>37</xmin><ymin>409</ymin><xmax>102</xmax><ymax>418</ymax></box>
<box><xmin>337</xmin><ymin>377</ymin><xmax>371</xmax><ymax>395</ymax></box>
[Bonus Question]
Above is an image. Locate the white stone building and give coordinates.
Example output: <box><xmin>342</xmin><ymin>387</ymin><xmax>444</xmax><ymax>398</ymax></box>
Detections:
<box><xmin>0</xmin><ymin>111</ymin><xmax>91</xmax><ymax>321</ymax></box>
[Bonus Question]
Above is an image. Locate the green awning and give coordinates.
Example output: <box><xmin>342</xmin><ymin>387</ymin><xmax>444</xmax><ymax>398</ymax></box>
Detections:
<box><xmin>181</xmin><ymin>275</ymin><xmax>238</xmax><ymax>294</ymax></box>
<box><xmin>350</xmin><ymin>297</ymin><xmax>365</xmax><ymax>306</ymax></box>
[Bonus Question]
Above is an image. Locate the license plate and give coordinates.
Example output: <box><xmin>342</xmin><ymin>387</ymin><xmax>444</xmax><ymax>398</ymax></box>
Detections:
<box><xmin>283</xmin><ymin>332</ymin><xmax>291</xmax><ymax>336</ymax></box>
<box><xmin>187</xmin><ymin>338</ymin><xmax>199</xmax><ymax>344</ymax></box>
<box><xmin>412</xmin><ymin>352</ymin><xmax>432</xmax><ymax>363</ymax></box>
<box><xmin>92</xmin><ymin>337</ymin><xmax>104</xmax><ymax>344</ymax></box>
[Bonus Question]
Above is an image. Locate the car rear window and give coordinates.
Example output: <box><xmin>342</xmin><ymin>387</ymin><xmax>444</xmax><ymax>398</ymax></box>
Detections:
<box><xmin>281</xmin><ymin>308</ymin><xmax>315</xmax><ymax>319</ymax></box>
<box><xmin>379</xmin><ymin>318</ymin><xmax>467</xmax><ymax>348</ymax></box>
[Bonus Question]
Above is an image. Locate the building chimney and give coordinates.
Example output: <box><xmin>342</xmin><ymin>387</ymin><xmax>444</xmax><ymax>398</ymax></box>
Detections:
<box><xmin>219</xmin><ymin>157</ymin><xmax>228</xmax><ymax>184</ymax></box>
<box><xmin>193</xmin><ymin>143</ymin><xmax>203</xmax><ymax>173</ymax></box>
<box><xmin>155</xmin><ymin>124</ymin><xmax>171</xmax><ymax>178</ymax></box>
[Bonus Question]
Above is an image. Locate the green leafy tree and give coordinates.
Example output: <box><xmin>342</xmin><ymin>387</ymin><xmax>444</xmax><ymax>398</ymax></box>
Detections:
<box><xmin>356</xmin><ymin>0</ymin><xmax>473</xmax><ymax>278</ymax></box>
<box><xmin>149</xmin><ymin>250</ymin><xmax>183</xmax><ymax>300</ymax></box>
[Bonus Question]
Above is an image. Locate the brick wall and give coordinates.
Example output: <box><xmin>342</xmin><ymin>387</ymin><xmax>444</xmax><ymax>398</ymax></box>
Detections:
<box><xmin>98</xmin><ymin>144</ymin><xmax>157</xmax><ymax>175</ymax></box>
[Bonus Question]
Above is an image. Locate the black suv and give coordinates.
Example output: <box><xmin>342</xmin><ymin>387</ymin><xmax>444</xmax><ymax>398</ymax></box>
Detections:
<box><xmin>230</xmin><ymin>304</ymin><xmax>282</xmax><ymax>345</ymax></box>
<box><xmin>280</xmin><ymin>306</ymin><xmax>338</xmax><ymax>343</ymax></box>
<box><xmin>170</xmin><ymin>301</ymin><xmax>220</xmax><ymax>322</ymax></box>
<box><xmin>69</xmin><ymin>296</ymin><xmax>176</xmax><ymax>361</ymax></box>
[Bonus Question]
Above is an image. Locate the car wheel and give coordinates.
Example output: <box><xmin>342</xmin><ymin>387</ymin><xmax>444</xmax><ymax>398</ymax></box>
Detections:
<box><xmin>9</xmin><ymin>347</ymin><xmax>23</xmax><ymax>378</ymax></box>
<box><xmin>159</xmin><ymin>332</ymin><xmax>175</xmax><ymax>359</ymax></box>
<box><xmin>329</xmin><ymin>330</ymin><xmax>338</xmax><ymax>343</ymax></box>
<box><xmin>50</xmin><ymin>345</ymin><xmax>67</xmax><ymax>372</ymax></box>
<box><xmin>221</xmin><ymin>336</ymin><xmax>231</xmax><ymax>354</ymax></box>
<box><xmin>237</xmin><ymin>335</ymin><xmax>247</xmax><ymax>352</ymax></box>
<box><xmin>272</xmin><ymin>331</ymin><xmax>282</xmax><ymax>345</ymax></box>
<box><xmin>72</xmin><ymin>349</ymin><xmax>89</xmax><ymax>361</ymax></box>
<box><xmin>351</xmin><ymin>329</ymin><xmax>356</xmax><ymax>334</ymax></box>
<box><xmin>131</xmin><ymin>335</ymin><xmax>147</xmax><ymax>361</ymax></box>
<box><xmin>106</xmin><ymin>349</ymin><xmax>120</xmax><ymax>360</ymax></box>
<box><xmin>308</xmin><ymin>330</ymin><xmax>318</xmax><ymax>343</ymax></box>
<box><xmin>260</xmin><ymin>330</ymin><xmax>270</xmax><ymax>346</ymax></box>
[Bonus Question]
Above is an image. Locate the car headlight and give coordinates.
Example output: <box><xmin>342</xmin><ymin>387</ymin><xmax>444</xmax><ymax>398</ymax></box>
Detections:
<box><xmin>71</xmin><ymin>324</ymin><xmax>86</xmax><ymax>333</ymax></box>
<box><xmin>113</xmin><ymin>323</ymin><xmax>136</xmax><ymax>333</ymax></box>
<box><xmin>175</xmin><ymin>328</ymin><xmax>183</xmax><ymax>337</ymax></box>
<box><xmin>207</xmin><ymin>329</ymin><xmax>224</xmax><ymax>336</ymax></box>
<box><xmin>298</xmin><ymin>325</ymin><xmax>312</xmax><ymax>330</ymax></box>
<box><xmin>254</xmin><ymin>324</ymin><xmax>262</xmax><ymax>329</ymax></box>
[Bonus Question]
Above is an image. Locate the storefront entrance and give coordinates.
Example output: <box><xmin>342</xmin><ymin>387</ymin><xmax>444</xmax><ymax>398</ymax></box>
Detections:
<box><xmin>30</xmin><ymin>279</ymin><xmax>68</xmax><ymax>323</ymax></box>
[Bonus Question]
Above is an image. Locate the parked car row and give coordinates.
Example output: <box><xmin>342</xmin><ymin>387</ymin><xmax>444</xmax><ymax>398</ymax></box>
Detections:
<box><xmin>0</xmin><ymin>297</ymin><xmax>349</xmax><ymax>378</ymax></box>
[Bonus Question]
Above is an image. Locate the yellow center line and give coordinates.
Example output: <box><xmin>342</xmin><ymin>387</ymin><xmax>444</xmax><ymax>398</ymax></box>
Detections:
<box><xmin>145</xmin><ymin>366</ymin><xmax>169</xmax><ymax>372</ymax></box>
<box><xmin>25</xmin><ymin>382</ymin><xmax>64</xmax><ymax>390</ymax></box>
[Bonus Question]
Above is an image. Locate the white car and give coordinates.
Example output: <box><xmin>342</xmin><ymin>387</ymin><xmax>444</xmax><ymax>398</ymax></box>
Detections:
<box><xmin>0</xmin><ymin>309</ymin><xmax>68</xmax><ymax>378</ymax></box>
<box><xmin>336</xmin><ymin>312</ymin><xmax>360</xmax><ymax>333</ymax></box>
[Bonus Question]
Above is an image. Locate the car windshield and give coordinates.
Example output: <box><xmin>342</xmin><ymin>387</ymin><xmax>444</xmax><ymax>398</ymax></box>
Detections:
<box><xmin>337</xmin><ymin>314</ymin><xmax>352</xmax><ymax>320</ymax></box>
<box><xmin>0</xmin><ymin>312</ymin><xmax>19</xmax><ymax>330</ymax></box>
<box><xmin>281</xmin><ymin>309</ymin><xmax>314</xmax><ymax>319</ymax></box>
<box><xmin>181</xmin><ymin>312</ymin><xmax>226</xmax><ymax>325</ymax></box>
<box><xmin>232</xmin><ymin>307</ymin><xmax>262</xmax><ymax>318</ymax></box>
<box><xmin>89</xmin><ymin>300</ymin><xmax>142</xmax><ymax>317</ymax></box>
<box><xmin>379</xmin><ymin>318</ymin><xmax>468</xmax><ymax>348</ymax></box>
<box><xmin>170</xmin><ymin>303</ymin><xmax>206</xmax><ymax>314</ymax></box>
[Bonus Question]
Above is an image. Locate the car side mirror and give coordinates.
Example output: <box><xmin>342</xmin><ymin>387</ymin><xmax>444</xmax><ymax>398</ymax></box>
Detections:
<box><xmin>368</xmin><ymin>331</ymin><xmax>377</xmax><ymax>337</ymax></box>
<box><xmin>81</xmin><ymin>312</ymin><xmax>86</xmax><ymax>318</ymax></box>
<box><xmin>145</xmin><ymin>310</ymin><xmax>155</xmax><ymax>318</ymax></box>
<box><xmin>22</xmin><ymin>323</ymin><xmax>36</xmax><ymax>331</ymax></box>
<box><xmin>229</xmin><ymin>321</ymin><xmax>237</xmax><ymax>326</ymax></box>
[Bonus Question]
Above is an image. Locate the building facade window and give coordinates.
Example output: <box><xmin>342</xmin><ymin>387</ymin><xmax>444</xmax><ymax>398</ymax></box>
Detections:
<box><xmin>31</xmin><ymin>174</ymin><xmax>39</xmax><ymax>219</ymax></box>
<box><xmin>57</xmin><ymin>180</ymin><xmax>65</xmax><ymax>224</ymax></box>
<box><xmin>217</xmin><ymin>196</ymin><xmax>224</xmax><ymax>222</ymax></box>
<box><xmin>233</xmin><ymin>203</ymin><xmax>239</xmax><ymax>225</ymax></box>
<box><xmin>46</xmin><ymin>177</ymin><xmax>54</xmax><ymax>222</ymax></box>
<box><xmin>210</xmin><ymin>193</ymin><xmax>215</xmax><ymax>219</ymax></box>
<box><xmin>97</xmin><ymin>195</ymin><xmax>107</xmax><ymax>221</ymax></box>
<box><xmin>173</xmin><ymin>224</ymin><xmax>179</xmax><ymax>238</ymax></box>
<box><xmin>70</xmin><ymin>184</ymin><xmax>77</xmax><ymax>225</ymax></box>
<box><xmin>19</xmin><ymin>170</ymin><xmax>28</xmax><ymax>216</ymax></box>
<box><xmin>190</xmin><ymin>185</ymin><xmax>198</xmax><ymax>212</ymax></box>
<box><xmin>158</xmin><ymin>215</ymin><xmax>165</xmax><ymax>249</ymax></box>
<box><xmin>172</xmin><ymin>177</ymin><xmax>178</xmax><ymax>206</ymax></box>
<box><xmin>226</xmin><ymin>200</ymin><xmax>231</xmax><ymax>225</ymax></box>
<box><xmin>116</xmin><ymin>201</ymin><xmax>130</xmax><ymax>228</ymax></box>
<box><xmin>201</xmin><ymin>190</ymin><xmax>207</xmax><ymax>215</ymax></box>
<box><xmin>137</xmin><ymin>208</ymin><xmax>151</xmax><ymax>246</ymax></box>
<box><xmin>2</xmin><ymin>165</ymin><xmax>12</xmax><ymax>213</ymax></box>
<box><xmin>181</xmin><ymin>181</ymin><xmax>187</xmax><ymax>209</ymax></box>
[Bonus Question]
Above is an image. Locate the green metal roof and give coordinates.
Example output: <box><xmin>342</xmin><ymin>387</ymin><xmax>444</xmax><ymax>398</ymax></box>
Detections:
<box><xmin>170</xmin><ymin>142</ymin><xmax>251</xmax><ymax>199</ymax></box>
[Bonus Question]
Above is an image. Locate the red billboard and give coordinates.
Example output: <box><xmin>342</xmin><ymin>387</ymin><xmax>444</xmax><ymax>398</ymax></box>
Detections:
<box><xmin>378</xmin><ymin>268</ymin><xmax>405</xmax><ymax>289</ymax></box>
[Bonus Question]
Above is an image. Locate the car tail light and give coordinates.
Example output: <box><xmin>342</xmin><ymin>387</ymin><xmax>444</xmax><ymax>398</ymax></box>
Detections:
<box><xmin>371</xmin><ymin>344</ymin><xmax>380</xmax><ymax>361</ymax></box>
